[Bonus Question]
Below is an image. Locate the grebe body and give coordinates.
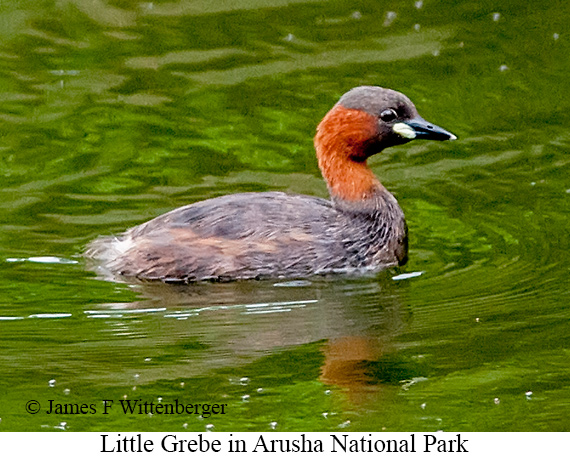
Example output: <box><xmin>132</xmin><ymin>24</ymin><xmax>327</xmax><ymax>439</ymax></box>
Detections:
<box><xmin>86</xmin><ymin>86</ymin><xmax>456</xmax><ymax>282</ymax></box>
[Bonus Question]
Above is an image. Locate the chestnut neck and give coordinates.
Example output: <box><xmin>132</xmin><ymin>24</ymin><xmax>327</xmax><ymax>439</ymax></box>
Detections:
<box><xmin>314</xmin><ymin>105</ymin><xmax>385</xmax><ymax>203</ymax></box>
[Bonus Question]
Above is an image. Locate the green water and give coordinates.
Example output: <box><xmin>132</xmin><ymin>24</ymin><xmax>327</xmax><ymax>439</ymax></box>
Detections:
<box><xmin>0</xmin><ymin>0</ymin><xmax>569</xmax><ymax>432</ymax></box>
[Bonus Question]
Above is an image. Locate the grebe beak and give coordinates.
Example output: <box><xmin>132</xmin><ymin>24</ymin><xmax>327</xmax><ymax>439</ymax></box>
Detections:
<box><xmin>393</xmin><ymin>117</ymin><xmax>457</xmax><ymax>141</ymax></box>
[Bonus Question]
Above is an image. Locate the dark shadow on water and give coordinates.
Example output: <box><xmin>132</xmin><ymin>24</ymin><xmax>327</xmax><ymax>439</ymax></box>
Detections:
<box><xmin>89</xmin><ymin>273</ymin><xmax>423</xmax><ymax>407</ymax></box>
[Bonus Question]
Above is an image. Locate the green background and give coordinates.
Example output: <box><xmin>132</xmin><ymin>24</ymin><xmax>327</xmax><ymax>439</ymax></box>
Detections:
<box><xmin>0</xmin><ymin>0</ymin><xmax>568</xmax><ymax>431</ymax></box>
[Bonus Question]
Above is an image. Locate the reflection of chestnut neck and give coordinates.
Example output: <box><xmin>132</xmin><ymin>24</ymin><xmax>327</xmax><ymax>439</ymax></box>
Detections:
<box><xmin>320</xmin><ymin>336</ymin><xmax>383</xmax><ymax>406</ymax></box>
<box><xmin>315</xmin><ymin>105</ymin><xmax>383</xmax><ymax>202</ymax></box>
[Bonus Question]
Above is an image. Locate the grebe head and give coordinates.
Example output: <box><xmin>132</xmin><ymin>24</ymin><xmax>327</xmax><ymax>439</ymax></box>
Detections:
<box><xmin>327</xmin><ymin>86</ymin><xmax>456</xmax><ymax>158</ymax></box>
<box><xmin>315</xmin><ymin>86</ymin><xmax>456</xmax><ymax>201</ymax></box>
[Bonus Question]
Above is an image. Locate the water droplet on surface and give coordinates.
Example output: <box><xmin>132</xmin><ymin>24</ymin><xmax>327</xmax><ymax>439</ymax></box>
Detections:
<box><xmin>338</xmin><ymin>420</ymin><xmax>351</xmax><ymax>428</ymax></box>
<box><xmin>144</xmin><ymin>358</ymin><xmax>151</xmax><ymax>362</ymax></box>
<box><xmin>553</xmin><ymin>33</ymin><xmax>560</xmax><ymax>40</ymax></box>
<box><xmin>49</xmin><ymin>379</ymin><xmax>56</xmax><ymax>387</ymax></box>
<box><xmin>206</xmin><ymin>424</ymin><xmax>214</xmax><ymax>431</ymax></box>
<box><xmin>240</xmin><ymin>377</ymin><xmax>250</xmax><ymax>385</ymax></box>
<box><xmin>492</xmin><ymin>12</ymin><xmax>501</xmax><ymax>22</ymax></box>
<box><xmin>270</xmin><ymin>421</ymin><xmax>278</xmax><ymax>429</ymax></box>
<box><xmin>499</xmin><ymin>64</ymin><xmax>509</xmax><ymax>72</ymax></box>
<box><xmin>64</xmin><ymin>388</ymin><xmax>70</xmax><ymax>395</ymax></box>
<box><xmin>351</xmin><ymin>11</ymin><xmax>362</xmax><ymax>20</ymax></box>
<box><xmin>383</xmin><ymin>11</ymin><xmax>397</xmax><ymax>27</ymax></box>
<box><xmin>182</xmin><ymin>423</ymin><xmax>188</xmax><ymax>429</ymax></box>
<box><xmin>415</xmin><ymin>0</ymin><xmax>423</xmax><ymax>9</ymax></box>
<box><xmin>420</xmin><ymin>403</ymin><xmax>427</xmax><ymax>410</ymax></box>
<box><xmin>324</xmin><ymin>389</ymin><xmax>331</xmax><ymax>395</ymax></box>
<box><xmin>257</xmin><ymin>388</ymin><xmax>263</xmax><ymax>393</ymax></box>
<box><xmin>494</xmin><ymin>397</ymin><xmax>500</xmax><ymax>405</ymax></box>
<box><xmin>414</xmin><ymin>24</ymin><xmax>421</xmax><ymax>32</ymax></box>
<box><xmin>158</xmin><ymin>397</ymin><xmax>162</xmax><ymax>403</ymax></box>
<box><xmin>242</xmin><ymin>395</ymin><xmax>250</xmax><ymax>402</ymax></box>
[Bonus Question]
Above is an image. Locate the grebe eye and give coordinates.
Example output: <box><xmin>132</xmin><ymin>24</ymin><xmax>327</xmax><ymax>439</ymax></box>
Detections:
<box><xmin>380</xmin><ymin>109</ymin><xmax>397</xmax><ymax>122</ymax></box>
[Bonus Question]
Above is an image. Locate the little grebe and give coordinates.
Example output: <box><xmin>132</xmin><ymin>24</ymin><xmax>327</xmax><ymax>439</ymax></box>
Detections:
<box><xmin>87</xmin><ymin>86</ymin><xmax>456</xmax><ymax>282</ymax></box>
